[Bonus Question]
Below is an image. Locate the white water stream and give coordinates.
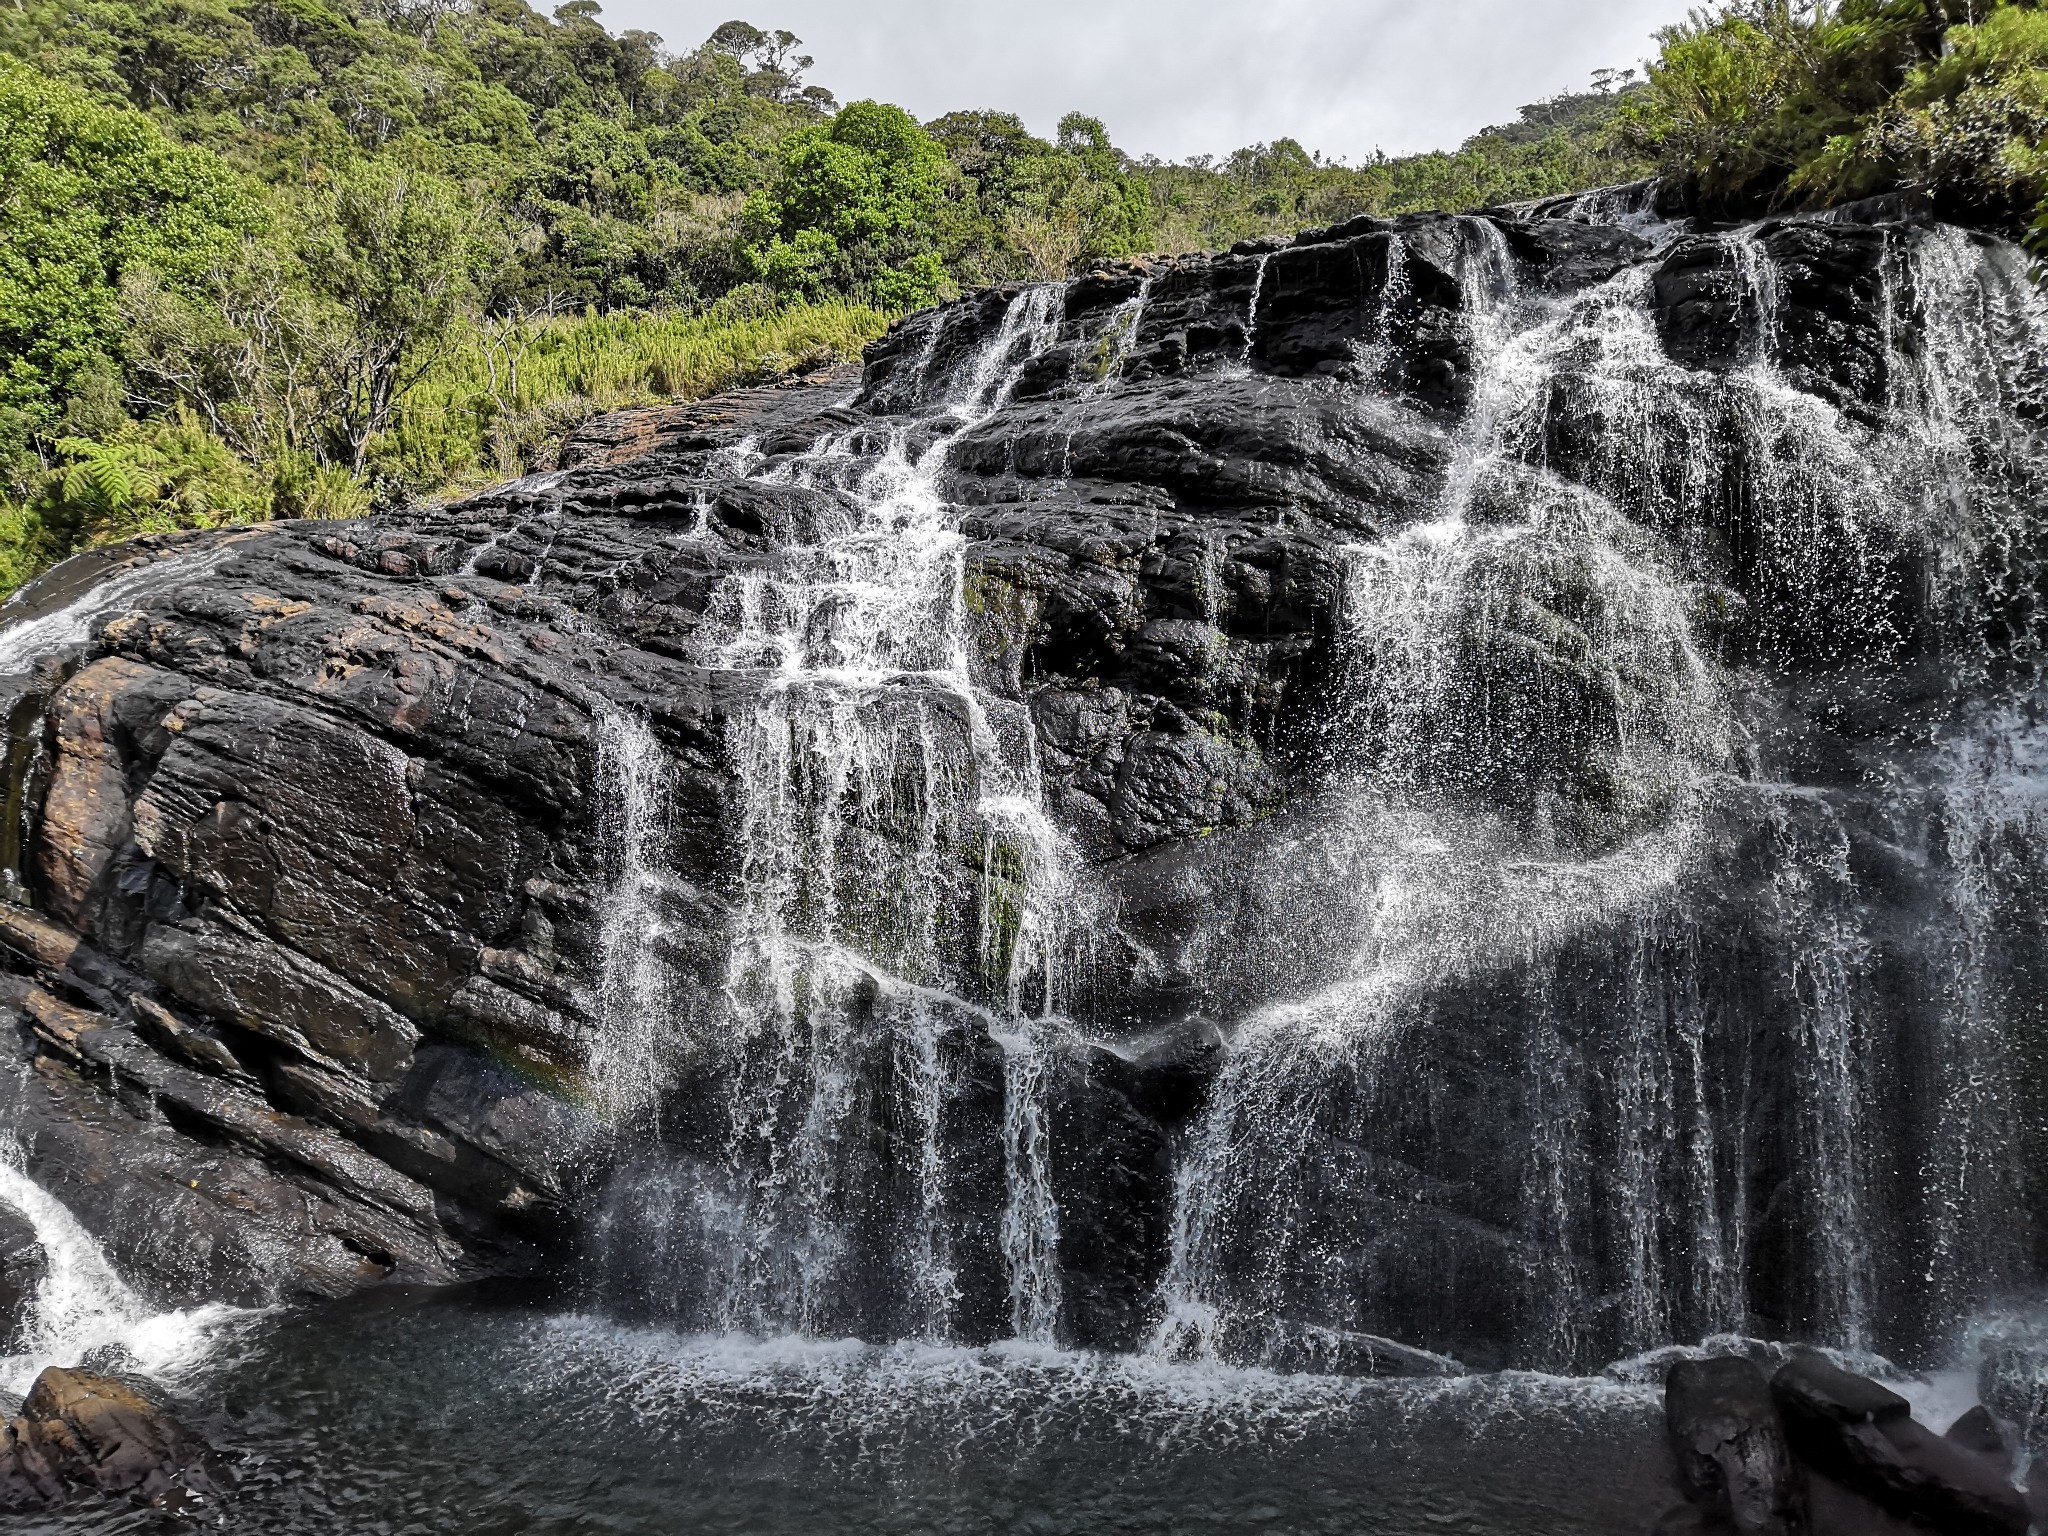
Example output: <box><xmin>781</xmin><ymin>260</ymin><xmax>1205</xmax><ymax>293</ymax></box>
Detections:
<box><xmin>0</xmin><ymin>1146</ymin><xmax>245</xmax><ymax>1409</ymax></box>
<box><xmin>1152</xmin><ymin>215</ymin><xmax>2048</xmax><ymax>1371</ymax></box>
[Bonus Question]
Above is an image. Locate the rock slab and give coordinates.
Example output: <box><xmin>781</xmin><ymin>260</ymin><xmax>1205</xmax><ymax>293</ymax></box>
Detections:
<box><xmin>0</xmin><ymin>1366</ymin><xmax>219</xmax><ymax>1512</ymax></box>
<box><xmin>1771</xmin><ymin>1356</ymin><xmax>2028</xmax><ymax>1535</ymax></box>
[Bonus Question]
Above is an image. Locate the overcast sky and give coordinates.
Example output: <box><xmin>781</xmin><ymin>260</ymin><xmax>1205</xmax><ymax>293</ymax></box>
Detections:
<box><xmin>595</xmin><ymin>0</ymin><xmax>1702</xmax><ymax>162</ymax></box>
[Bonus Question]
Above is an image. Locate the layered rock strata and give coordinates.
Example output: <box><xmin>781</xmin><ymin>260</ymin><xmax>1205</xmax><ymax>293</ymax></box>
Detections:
<box><xmin>0</xmin><ymin>195</ymin><xmax>2042</xmax><ymax>1375</ymax></box>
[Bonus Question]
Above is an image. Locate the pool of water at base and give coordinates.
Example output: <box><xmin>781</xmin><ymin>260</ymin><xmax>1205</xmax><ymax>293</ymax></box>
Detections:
<box><xmin>16</xmin><ymin>1288</ymin><xmax>1687</xmax><ymax>1536</ymax></box>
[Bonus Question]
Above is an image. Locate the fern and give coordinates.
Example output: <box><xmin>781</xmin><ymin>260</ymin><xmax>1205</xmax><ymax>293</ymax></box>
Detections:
<box><xmin>54</xmin><ymin>437</ymin><xmax>165</xmax><ymax>516</ymax></box>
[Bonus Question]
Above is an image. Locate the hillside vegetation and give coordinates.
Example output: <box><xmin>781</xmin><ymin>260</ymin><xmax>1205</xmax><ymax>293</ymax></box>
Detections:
<box><xmin>1623</xmin><ymin>0</ymin><xmax>2048</xmax><ymax>236</ymax></box>
<box><xmin>9</xmin><ymin>1</ymin><xmax>2039</xmax><ymax>599</ymax></box>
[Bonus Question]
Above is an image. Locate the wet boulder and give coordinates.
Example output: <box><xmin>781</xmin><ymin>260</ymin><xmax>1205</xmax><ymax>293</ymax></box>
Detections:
<box><xmin>0</xmin><ymin>1367</ymin><xmax>219</xmax><ymax>1512</ymax></box>
<box><xmin>1944</xmin><ymin>1404</ymin><xmax>2012</xmax><ymax>1461</ymax></box>
<box><xmin>1771</xmin><ymin>1355</ymin><xmax>2028</xmax><ymax>1535</ymax></box>
<box><xmin>1665</xmin><ymin>1356</ymin><xmax>1807</xmax><ymax>1535</ymax></box>
<box><xmin>0</xmin><ymin>1203</ymin><xmax>42</xmax><ymax>1345</ymax></box>
<box><xmin>1977</xmin><ymin>1317</ymin><xmax>2048</xmax><ymax>1452</ymax></box>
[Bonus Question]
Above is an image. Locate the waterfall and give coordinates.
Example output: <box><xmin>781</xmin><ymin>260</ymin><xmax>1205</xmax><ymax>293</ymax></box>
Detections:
<box><xmin>1154</xmin><ymin>218</ymin><xmax>1733</xmax><ymax>1368</ymax></box>
<box><xmin>1153</xmin><ymin>215</ymin><xmax>2048</xmax><ymax>1372</ymax></box>
<box><xmin>592</xmin><ymin>286</ymin><xmax>1090</xmax><ymax>1344</ymax></box>
<box><xmin>588</xmin><ymin>707</ymin><xmax>680</xmax><ymax>1126</ymax></box>
<box><xmin>0</xmin><ymin>1147</ymin><xmax>241</xmax><ymax>1406</ymax></box>
<box><xmin>1236</xmin><ymin>254</ymin><xmax>1271</xmax><ymax>371</ymax></box>
<box><xmin>0</xmin><ymin>542</ymin><xmax>234</xmax><ymax>682</ymax></box>
<box><xmin>1083</xmin><ymin>275</ymin><xmax>1154</xmax><ymax>395</ymax></box>
<box><xmin>1768</xmin><ymin>796</ymin><xmax>1874</xmax><ymax>1350</ymax></box>
<box><xmin>573</xmin><ymin>214</ymin><xmax>2048</xmax><ymax>1375</ymax></box>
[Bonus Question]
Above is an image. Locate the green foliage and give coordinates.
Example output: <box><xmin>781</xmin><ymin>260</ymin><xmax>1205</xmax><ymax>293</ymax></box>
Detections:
<box><xmin>378</xmin><ymin>295</ymin><xmax>890</xmax><ymax>490</ymax></box>
<box><xmin>54</xmin><ymin>435</ymin><xmax>163</xmax><ymax>519</ymax></box>
<box><xmin>301</xmin><ymin>159</ymin><xmax>485</xmax><ymax>469</ymax></box>
<box><xmin>1136</xmin><ymin>91</ymin><xmax>1651</xmax><ymax>253</ymax></box>
<box><xmin>926</xmin><ymin>108</ymin><xmax>1159</xmax><ymax>280</ymax></box>
<box><xmin>33</xmin><ymin>411</ymin><xmax>268</xmax><ymax>549</ymax></box>
<box><xmin>742</xmin><ymin>100</ymin><xmax>954</xmax><ymax>306</ymax></box>
<box><xmin>0</xmin><ymin>62</ymin><xmax>257</xmax><ymax>437</ymax></box>
<box><xmin>1623</xmin><ymin>0</ymin><xmax>2048</xmax><ymax>236</ymax></box>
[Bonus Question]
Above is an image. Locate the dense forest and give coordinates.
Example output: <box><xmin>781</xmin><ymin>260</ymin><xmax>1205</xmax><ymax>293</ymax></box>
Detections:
<box><xmin>0</xmin><ymin>0</ymin><xmax>2041</xmax><ymax>597</ymax></box>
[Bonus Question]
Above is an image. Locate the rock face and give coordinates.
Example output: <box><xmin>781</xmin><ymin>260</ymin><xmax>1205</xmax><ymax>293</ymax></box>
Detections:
<box><xmin>0</xmin><ymin>1367</ymin><xmax>218</xmax><ymax>1512</ymax></box>
<box><xmin>1</xmin><ymin>194</ymin><xmax>2046</xmax><ymax>1373</ymax></box>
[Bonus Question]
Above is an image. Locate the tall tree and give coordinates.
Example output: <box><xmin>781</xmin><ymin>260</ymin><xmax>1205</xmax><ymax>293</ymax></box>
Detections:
<box><xmin>299</xmin><ymin>160</ymin><xmax>481</xmax><ymax>472</ymax></box>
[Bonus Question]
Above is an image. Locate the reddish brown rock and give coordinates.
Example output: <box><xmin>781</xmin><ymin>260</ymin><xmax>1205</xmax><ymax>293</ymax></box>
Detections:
<box><xmin>0</xmin><ymin>1367</ymin><xmax>218</xmax><ymax>1512</ymax></box>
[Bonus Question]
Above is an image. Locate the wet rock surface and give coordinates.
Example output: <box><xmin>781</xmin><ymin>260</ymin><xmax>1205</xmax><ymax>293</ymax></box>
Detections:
<box><xmin>1665</xmin><ymin>1355</ymin><xmax>2034</xmax><ymax>1536</ymax></box>
<box><xmin>0</xmin><ymin>1200</ymin><xmax>42</xmax><ymax>1344</ymax></box>
<box><xmin>1665</xmin><ymin>1357</ymin><xmax>1805</xmax><ymax>1536</ymax></box>
<box><xmin>1771</xmin><ymin>1357</ymin><xmax>2028</xmax><ymax>1534</ymax></box>
<box><xmin>0</xmin><ymin>192</ymin><xmax>2043</xmax><ymax>1377</ymax></box>
<box><xmin>0</xmin><ymin>1366</ymin><xmax>219</xmax><ymax>1512</ymax></box>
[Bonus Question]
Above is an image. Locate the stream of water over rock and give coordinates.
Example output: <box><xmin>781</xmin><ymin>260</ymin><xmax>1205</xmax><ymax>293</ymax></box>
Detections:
<box><xmin>562</xmin><ymin>209</ymin><xmax>2048</xmax><ymax>1383</ymax></box>
<box><xmin>8</xmin><ymin>203</ymin><xmax>2048</xmax><ymax>1531</ymax></box>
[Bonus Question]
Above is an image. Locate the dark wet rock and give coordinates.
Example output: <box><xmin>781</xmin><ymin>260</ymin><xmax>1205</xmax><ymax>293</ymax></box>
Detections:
<box><xmin>1045</xmin><ymin>1043</ymin><xmax>1175</xmax><ymax>1352</ymax></box>
<box><xmin>1771</xmin><ymin>1355</ymin><xmax>1911</xmax><ymax>1427</ymax></box>
<box><xmin>1665</xmin><ymin>1356</ymin><xmax>1807</xmax><ymax>1536</ymax></box>
<box><xmin>1772</xmin><ymin>1357</ymin><xmax>2028</xmax><ymax>1535</ymax></box>
<box><xmin>0</xmin><ymin>191</ymin><xmax>2041</xmax><ymax>1383</ymax></box>
<box><xmin>1977</xmin><ymin>1319</ymin><xmax>2048</xmax><ymax>1452</ymax></box>
<box><xmin>0</xmin><ymin>1203</ymin><xmax>42</xmax><ymax>1345</ymax></box>
<box><xmin>1944</xmin><ymin>1404</ymin><xmax>2011</xmax><ymax>1461</ymax></box>
<box><xmin>1802</xmin><ymin>1468</ymin><xmax>1946</xmax><ymax>1536</ymax></box>
<box><xmin>0</xmin><ymin>1367</ymin><xmax>218</xmax><ymax>1512</ymax></box>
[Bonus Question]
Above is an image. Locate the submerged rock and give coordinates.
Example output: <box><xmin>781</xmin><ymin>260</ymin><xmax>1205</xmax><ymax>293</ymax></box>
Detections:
<box><xmin>0</xmin><ymin>1202</ymin><xmax>42</xmax><ymax>1345</ymax></box>
<box><xmin>0</xmin><ymin>1367</ymin><xmax>218</xmax><ymax>1512</ymax></box>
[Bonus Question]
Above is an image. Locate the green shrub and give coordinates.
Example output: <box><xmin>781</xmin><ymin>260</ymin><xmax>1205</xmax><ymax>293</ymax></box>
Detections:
<box><xmin>1623</xmin><ymin>0</ymin><xmax>2048</xmax><ymax>240</ymax></box>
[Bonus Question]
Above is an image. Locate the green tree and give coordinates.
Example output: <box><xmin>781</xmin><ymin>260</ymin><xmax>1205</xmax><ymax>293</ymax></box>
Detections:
<box><xmin>743</xmin><ymin>99</ymin><xmax>952</xmax><ymax>306</ymax></box>
<box><xmin>0</xmin><ymin>61</ymin><xmax>257</xmax><ymax>449</ymax></box>
<box><xmin>299</xmin><ymin>159</ymin><xmax>484</xmax><ymax>472</ymax></box>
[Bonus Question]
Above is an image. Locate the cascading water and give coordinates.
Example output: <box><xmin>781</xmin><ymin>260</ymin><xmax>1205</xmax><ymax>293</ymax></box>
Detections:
<box><xmin>0</xmin><ymin>537</ymin><xmax>253</xmax><ymax>1406</ymax></box>
<box><xmin>0</xmin><ymin>1144</ymin><xmax>242</xmax><ymax>1407</ymax></box>
<box><xmin>20</xmin><ymin>194</ymin><xmax>2048</xmax><ymax>1536</ymax></box>
<box><xmin>571</xmin><ymin>209</ymin><xmax>2048</xmax><ymax>1384</ymax></box>
<box><xmin>0</xmin><ymin>542</ymin><xmax>236</xmax><ymax>681</ymax></box>
<box><xmin>592</xmin><ymin>286</ymin><xmax>1097</xmax><ymax>1344</ymax></box>
<box><xmin>1150</xmin><ymin>213</ymin><xmax>2048</xmax><ymax>1374</ymax></box>
<box><xmin>1152</xmin><ymin>218</ymin><xmax>1735</xmax><ymax>1370</ymax></box>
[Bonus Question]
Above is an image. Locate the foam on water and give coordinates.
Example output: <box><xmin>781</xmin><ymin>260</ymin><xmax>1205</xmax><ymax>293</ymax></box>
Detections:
<box><xmin>527</xmin><ymin>1313</ymin><xmax>1658</xmax><ymax>1453</ymax></box>
<box><xmin>0</xmin><ymin>1149</ymin><xmax>246</xmax><ymax>1408</ymax></box>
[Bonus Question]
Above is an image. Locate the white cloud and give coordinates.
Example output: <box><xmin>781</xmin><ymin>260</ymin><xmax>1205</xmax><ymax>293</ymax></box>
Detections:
<box><xmin>598</xmin><ymin>0</ymin><xmax>1699</xmax><ymax>161</ymax></box>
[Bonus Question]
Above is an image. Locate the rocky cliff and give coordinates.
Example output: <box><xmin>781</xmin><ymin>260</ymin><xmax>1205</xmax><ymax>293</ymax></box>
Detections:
<box><xmin>2</xmin><ymin>186</ymin><xmax>2045</xmax><ymax>1375</ymax></box>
